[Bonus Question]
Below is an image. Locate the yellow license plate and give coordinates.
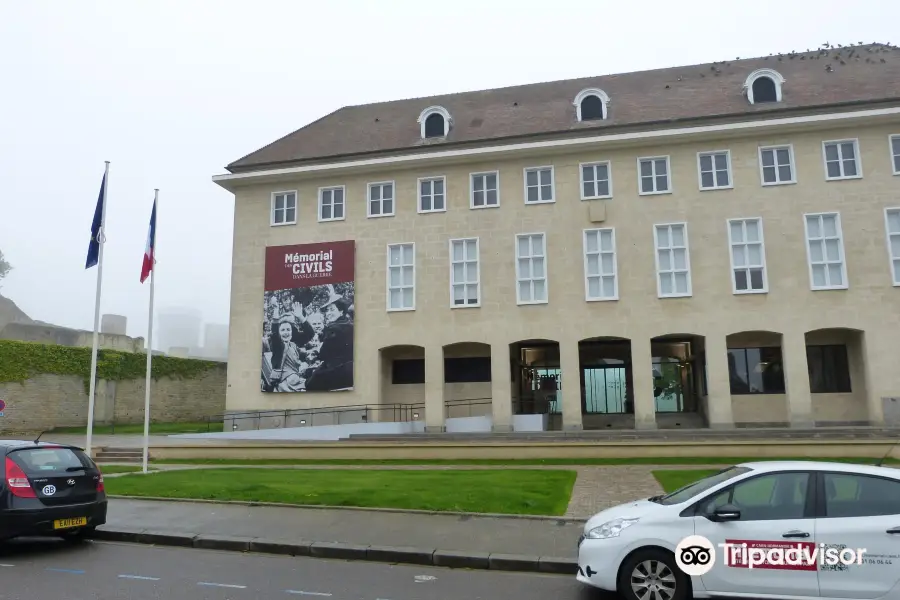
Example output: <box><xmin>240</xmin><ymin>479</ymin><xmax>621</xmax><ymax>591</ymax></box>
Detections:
<box><xmin>53</xmin><ymin>517</ymin><xmax>87</xmax><ymax>530</ymax></box>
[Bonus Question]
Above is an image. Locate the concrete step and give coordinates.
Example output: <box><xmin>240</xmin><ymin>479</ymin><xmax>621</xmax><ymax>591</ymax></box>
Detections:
<box><xmin>95</xmin><ymin>452</ymin><xmax>143</xmax><ymax>459</ymax></box>
<box><xmin>96</xmin><ymin>456</ymin><xmax>142</xmax><ymax>464</ymax></box>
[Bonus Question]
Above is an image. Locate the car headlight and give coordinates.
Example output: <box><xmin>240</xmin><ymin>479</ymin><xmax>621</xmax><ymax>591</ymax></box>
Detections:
<box><xmin>585</xmin><ymin>517</ymin><xmax>640</xmax><ymax>539</ymax></box>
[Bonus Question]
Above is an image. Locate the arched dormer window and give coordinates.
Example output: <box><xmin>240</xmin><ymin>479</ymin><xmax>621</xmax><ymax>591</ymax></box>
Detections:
<box><xmin>744</xmin><ymin>69</ymin><xmax>785</xmax><ymax>104</ymax></box>
<box><xmin>417</xmin><ymin>105</ymin><xmax>452</xmax><ymax>139</ymax></box>
<box><xmin>574</xmin><ymin>88</ymin><xmax>610</xmax><ymax>121</ymax></box>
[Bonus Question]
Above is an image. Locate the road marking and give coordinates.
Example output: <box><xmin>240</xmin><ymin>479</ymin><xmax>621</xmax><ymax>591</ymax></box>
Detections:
<box><xmin>198</xmin><ymin>582</ymin><xmax>247</xmax><ymax>589</ymax></box>
<box><xmin>119</xmin><ymin>574</ymin><xmax>160</xmax><ymax>581</ymax></box>
<box><xmin>46</xmin><ymin>568</ymin><xmax>85</xmax><ymax>574</ymax></box>
<box><xmin>414</xmin><ymin>574</ymin><xmax>437</xmax><ymax>582</ymax></box>
<box><xmin>0</xmin><ymin>564</ymin><xmax>14</xmax><ymax>568</ymax></box>
<box><xmin>285</xmin><ymin>591</ymin><xmax>332</xmax><ymax>597</ymax></box>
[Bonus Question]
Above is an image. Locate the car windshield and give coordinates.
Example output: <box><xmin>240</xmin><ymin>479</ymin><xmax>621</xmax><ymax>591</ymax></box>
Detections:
<box><xmin>653</xmin><ymin>466</ymin><xmax>752</xmax><ymax>505</ymax></box>
<box><xmin>9</xmin><ymin>447</ymin><xmax>89</xmax><ymax>475</ymax></box>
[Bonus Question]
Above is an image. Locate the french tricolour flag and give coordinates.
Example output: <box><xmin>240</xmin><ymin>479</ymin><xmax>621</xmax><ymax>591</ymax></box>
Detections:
<box><xmin>140</xmin><ymin>199</ymin><xmax>156</xmax><ymax>283</ymax></box>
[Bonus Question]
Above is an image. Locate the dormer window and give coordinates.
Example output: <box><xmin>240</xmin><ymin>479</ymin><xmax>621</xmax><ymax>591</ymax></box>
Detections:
<box><xmin>574</xmin><ymin>88</ymin><xmax>610</xmax><ymax>121</ymax></box>
<box><xmin>744</xmin><ymin>69</ymin><xmax>785</xmax><ymax>104</ymax></box>
<box><xmin>417</xmin><ymin>106</ymin><xmax>452</xmax><ymax>139</ymax></box>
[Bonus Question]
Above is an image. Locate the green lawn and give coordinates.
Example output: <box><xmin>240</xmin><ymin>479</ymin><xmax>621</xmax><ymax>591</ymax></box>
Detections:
<box><xmin>151</xmin><ymin>456</ymin><xmax>898</xmax><ymax>467</ymax></box>
<box><xmin>653</xmin><ymin>469</ymin><xmax>721</xmax><ymax>493</ymax></box>
<box><xmin>105</xmin><ymin>468</ymin><xmax>577</xmax><ymax>515</ymax></box>
<box><xmin>51</xmin><ymin>421</ymin><xmax>219</xmax><ymax>435</ymax></box>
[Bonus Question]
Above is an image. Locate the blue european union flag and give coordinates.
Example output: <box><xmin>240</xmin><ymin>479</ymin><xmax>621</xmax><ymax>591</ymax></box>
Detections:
<box><xmin>85</xmin><ymin>171</ymin><xmax>107</xmax><ymax>269</ymax></box>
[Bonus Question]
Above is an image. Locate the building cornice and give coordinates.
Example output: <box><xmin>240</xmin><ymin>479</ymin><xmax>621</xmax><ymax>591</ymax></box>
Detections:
<box><xmin>213</xmin><ymin>105</ymin><xmax>900</xmax><ymax>192</ymax></box>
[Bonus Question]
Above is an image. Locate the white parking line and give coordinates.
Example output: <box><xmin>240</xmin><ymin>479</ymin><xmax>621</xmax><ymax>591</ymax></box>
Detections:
<box><xmin>198</xmin><ymin>582</ymin><xmax>247</xmax><ymax>589</ymax></box>
<box><xmin>285</xmin><ymin>591</ymin><xmax>333</xmax><ymax>597</ymax></box>
<box><xmin>118</xmin><ymin>574</ymin><xmax>160</xmax><ymax>581</ymax></box>
<box><xmin>0</xmin><ymin>564</ymin><xmax>14</xmax><ymax>568</ymax></box>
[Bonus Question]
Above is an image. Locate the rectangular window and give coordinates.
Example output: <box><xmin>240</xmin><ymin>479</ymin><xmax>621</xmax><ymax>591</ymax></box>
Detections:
<box><xmin>318</xmin><ymin>186</ymin><xmax>345</xmax><ymax>222</ymax></box>
<box><xmin>759</xmin><ymin>145</ymin><xmax>795</xmax><ymax>185</ymax></box>
<box><xmin>515</xmin><ymin>233</ymin><xmax>547</xmax><ymax>304</ymax></box>
<box><xmin>804</xmin><ymin>212</ymin><xmax>847</xmax><ymax>290</ymax></box>
<box><xmin>523</xmin><ymin>166</ymin><xmax>554</xmax><ymax>203</ymax></box>
<box><xmin>392</xmin><ymin>359</ymin><xmax>425</xmax><ymax>384</ymax></box>
<box><xmin>727</xmin><ymin>347</ymin><xmax>786</xmax><ymax>394</ymax></box>
<box><xmin>444</xmin><ymin>356</ymin><xmax>492</xmax><ymax>383</ymax></box>
<box><xmin>698</xmin><ymin>151</ymin><xmax>732</xmax><ymax>190</ymax></box>
<box><xmin>271</xmin><ymin>191</ymin><xmax>297</xmax><ymax>226</ymax></box>
<box><xmin>470</xmin><ymin>171</ymin><xmax>499</xmax><ymax>208</ymax></box>
<box><xmin>580</xmin><ymin>161</ymin><xmax>612</xmax><ymax>199</ymax></box>
<box><xmin>822</xmin><ymin>139</ymin><xmax>861</xmax><ymax>180</ymax></box>
<box><xmin>583</xmin><ymin>228</ymin><xmax>618</xmax><ymax>301</ymax></box>
<box><xmin>638</xmin><ymin>156</ymin><xmax>671</xmax><ymax>194</ymax></box>
<box><xmin>728</xmin><ymin>218</ymin><xmax>768</xmax><ymax>293</ymax></box>
<box><xmin>449</xmin><ymin>238</ymin><xmax>480</xmax><ymax>307</ymax></box>
<box><xmin>892</xmin><ymin>135</ymin><xmax>900</xmax><ymax>175</ymax></box>
<box><xmin>654</xmin><ymin>223</ymin><xmax>691</xmax><ymax>297</ymax></box>
<box><xmin>807</xmin><ymin>345</ymin><xmax>851</xmax><ymax>393</ymax></box>
<box><xmin>387</xmin><ymin>243</ymin><xmax>415</xmax><ymax>311</ymax></box>
<box><xmin>367</xmin><ymin>181</ymin><xmax>395</xmax><ymax>217</ymax></box>
<box><xmin>418</xmin><ymin>176</ymin><xmax>446</xmax><ymax>213</ymax></box>
<box><xmin>885</xmin><ymin>208</ymin><xmax>900</xmax><ymax>285</ymax></box>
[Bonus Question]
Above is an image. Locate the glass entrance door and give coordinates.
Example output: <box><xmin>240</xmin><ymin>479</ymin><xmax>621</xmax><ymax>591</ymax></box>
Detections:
<box><xmin>584</xmin><ymin>367</ymin><xmax>627</xmax><ymax>413</ymax></box>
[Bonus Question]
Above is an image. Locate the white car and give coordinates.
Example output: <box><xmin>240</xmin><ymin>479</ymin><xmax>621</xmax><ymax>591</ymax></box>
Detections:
<box><xmin>577</xmin><ymin>460</ymin><xmax>900</xmax><ymax>600</ymax></box>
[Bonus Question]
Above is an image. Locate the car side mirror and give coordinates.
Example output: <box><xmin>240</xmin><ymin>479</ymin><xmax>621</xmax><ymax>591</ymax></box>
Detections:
<box><xmin>708</xmin><ymin>503</ymin><xmax>741</xmax><ymax>522</ymax></box>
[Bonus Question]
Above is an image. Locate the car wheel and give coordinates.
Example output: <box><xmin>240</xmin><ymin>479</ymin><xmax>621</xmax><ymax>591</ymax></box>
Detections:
<box><xmin>617</xmin><ymin>548</ymin><xmax>689</xmax><ymax>600</ymax></box>
<box><xmin>60</xmin><ymin>527</ymin><xmax>95</xmax><ymax>543</ymax></box>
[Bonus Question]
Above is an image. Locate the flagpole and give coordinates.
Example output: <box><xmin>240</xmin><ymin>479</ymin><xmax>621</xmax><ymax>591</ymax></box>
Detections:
<box><xmin>142</xmin><ymin>189</ymin><xmax>158</xmax><ymax>474</ymax></box>
<box><xmin>85</xmin><ymin>161</ymin><xmax>109</xmax><ymax>458</ymax></box>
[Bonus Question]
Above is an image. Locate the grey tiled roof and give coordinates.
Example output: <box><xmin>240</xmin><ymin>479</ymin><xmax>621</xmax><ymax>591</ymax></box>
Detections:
<box><xmin>227</xmin><ymin>44</ymin><xmax>900</xmax><ymax>173</ymax></box>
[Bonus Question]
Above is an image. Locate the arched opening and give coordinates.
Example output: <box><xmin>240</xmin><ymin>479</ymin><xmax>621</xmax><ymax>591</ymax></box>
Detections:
<box><xmin>424</xmin><ymin>113</ymin><xmax>446</xmax><ymax>138</ymax></box>
<box><xmin>379</xmin><ymin>344</ymin><xmax>425</xmax><ymax>422</ymax></box>
<box><xmin>442</xmin><ymin>342</ymin><xmax>492</xmax><ymax>424</ymax></box>
<box><xmin>726</xmin><ymin>331</ymin><xmax>787</xmax><ymax>427</ymax></box>
<box><xmin>578</xmin><ymin>336</ymin><xmax>631</xmax><ymax>429</ymax></box>
<box><xmin>805</xmin><ymin>328</ymin><xmax>869</xmax><ymax>425</ymax></box>
<box><xmin>509</xmin><ymin>339</ymin><xmax>561</xmax><ymax>428</ymax></box>
<box><xmin>651</xmin><ymin>334</ymin><xmax>707</xmax><ymax>428</ymax></box>
<box><xmin>752</xmin><ymin>77</ymin><xmax>778</xmax><ymax>103</ymax></box>
<box><xmin>580</xmin><ymin>95</ymin><xmax>605</xmax><ymax>120</ymax></box>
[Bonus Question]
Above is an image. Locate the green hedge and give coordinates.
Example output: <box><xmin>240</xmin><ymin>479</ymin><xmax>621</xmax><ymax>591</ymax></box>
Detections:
<box><xmin>0</xmin><ymin>339</ymin><xmax>220</xmax><ymax>391</ymax></box>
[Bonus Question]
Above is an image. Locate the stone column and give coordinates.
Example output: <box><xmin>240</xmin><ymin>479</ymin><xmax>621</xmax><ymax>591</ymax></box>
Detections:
<box><xmin>424</xmin><ymin>344</ymin><xmax>445</xmax><ymax>432</ymax></box>
<box><xmin>490</xmin><ymin>341</ymin><xmax>513</xmax><ymax>432</ymax></box>
<box><xmin>704</xmin><ymin>334</ymin><xmax>734</xmax><ymax>428</ymax></box>
<box><xmin>560</xmin><ymin>340</ymin><xmax>583</xmax><ymax>430</ymax></box>
<box><xmin>631</xmin><ymin>337</ymin><xmax>657</xmax><ymax>430</ymax></box>
<box><xmin>861</xmin><ymin>330</ymin><xmax>886</xmax><ymax>425</ymax></box>
<box><xmin>782</xmin><ymin>332</ymin><xmax>813</xmax><ymax>428</ymax></box>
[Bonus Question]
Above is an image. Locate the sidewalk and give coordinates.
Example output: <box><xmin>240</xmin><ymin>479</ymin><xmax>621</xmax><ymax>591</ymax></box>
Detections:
<box><xmin>102</xmin><ymin>497</ymin><xmax>583</xmax><ymax>558</ymax></box>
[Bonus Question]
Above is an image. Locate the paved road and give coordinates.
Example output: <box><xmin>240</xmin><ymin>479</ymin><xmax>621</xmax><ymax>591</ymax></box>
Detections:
<box><xmin>105</xmin><ymin>499</ymin><xmax>583</xmax><ymax>558</ymax></box>
<box><xmin>0</xmin><ymin>538</ymin><xmax>602</xmax><ymax>600</ymax></box>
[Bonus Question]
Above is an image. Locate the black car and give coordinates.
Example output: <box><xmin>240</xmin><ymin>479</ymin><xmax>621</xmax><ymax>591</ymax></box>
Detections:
<box><xmin>0</xmin><ymin>440</ymin><xmax>107</xmax><ymax>541</ymax></box>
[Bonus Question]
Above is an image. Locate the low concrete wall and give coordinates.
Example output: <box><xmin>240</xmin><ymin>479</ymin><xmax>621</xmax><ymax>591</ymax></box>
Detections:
<box><xmin>171</xmin><ymin>420</ymin><xmax>426</xmax><ymax>441</ymax></box>
<box><xmin>148</xmin><ymin>440</ymin><xmax>900</xmax><ymax>462</ymax></box>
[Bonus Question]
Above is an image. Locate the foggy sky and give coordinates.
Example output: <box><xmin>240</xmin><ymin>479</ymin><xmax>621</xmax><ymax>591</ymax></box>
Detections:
<box><xmin>0</xmin><ymin>0</ymin><xmax>896</xmax><ymax>349</ymax></box>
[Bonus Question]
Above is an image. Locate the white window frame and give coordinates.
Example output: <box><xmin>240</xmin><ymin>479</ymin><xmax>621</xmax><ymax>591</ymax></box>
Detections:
<box><xmin>821</xmin><ymin>138</ymin><xmax>863</xmax><ymax>181</ymax></box>
<box><xmin>514</xmin><ymin>232</ymin><xmax>548</xmax><ymax>305</ymax></box>
<box><xmin>582</xmin><ymin>228</ymin><xmax>618</xmax><ymax>302</ymax></box>
<box><xmin>386</xmin><ymin>242</ymin><xmax>415</xmax><ymax>312</ymax></box>
<box><xmin>522</xmin><ymin>166</ymin><xmax>555</xmax><ymax>204</ymax></box>
<box><xmin>449</xmin><ymin>237</ymin><xmax>481</xmax><ymax>308</ymax></box>
<box><xmin>891</xmin><ymin>134</ymin><xmax>900</xmax><ymax>176</ymax></box>
<box><xmin>317</xmin><ymin>185</ymin><xmax>346</xmax><ymax>223</ymax></box>
<box><xmin>637</xmin><ymin>156</ymin><xmax>672</xmax><ymax>196</ymax></box>
<box><xmin>726</xmin><ymin>217</ymin><xmax>768</xmax><ymax>294</ymax></box>
<box><xmin>270</xmin><ymin>190</ymin><xmax>297</xmax><ymax>226</ymax></box>
<box><xmin>758</xmin><ymin>144</ymin><xmax>796</xmax><ymax>186</ymax></box>
<box><xmin>884</xmin><ymin>207</ymin><xmax>900</xmax><ymax>286</ymax></box>
<box><xmin>417</xmin><ymin>176</ymin><xmax>446</xmax><ymax>214</ymax></box>
<box><xmin>579</xmin><ymin>161</ymin><xmax>613</xmax><ymax>200</ymax></box>
<box><xmin>697</xmin><ymin>150</ymin><xmax>733</xmax><ymax>191</ymax></box>
<box><xmin>417</xmin><ymin>105</ymin><xmax>452</xmax><ymax>139</ymax></box>
<box><xmin>367</xmin><ymin>180</ymin><xmax>395</xmax><ymax>218</ymax></box>
<box><xmin>653</xmin><ymin>222</ymin><xmax>692</xmax><ymax>298</ymax></box>
<box><xmin>469</xmin><ymin>171</ymin><xmax>500</xmax><ymax>209</ymax></box>
<box><xmin>803</xmin><ymin>212</ymin><xmax>849</xmax><ymax>291</ymax></box>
